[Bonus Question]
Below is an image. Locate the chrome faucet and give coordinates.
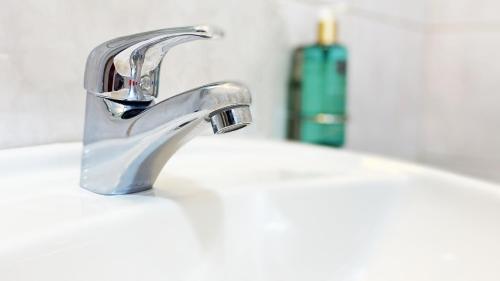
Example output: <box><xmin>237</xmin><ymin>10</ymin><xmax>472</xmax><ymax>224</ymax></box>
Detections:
<box><xmin>81</xmin><ymin>25</ymin><xmax>252</xmax><ymax>195</ymax></box>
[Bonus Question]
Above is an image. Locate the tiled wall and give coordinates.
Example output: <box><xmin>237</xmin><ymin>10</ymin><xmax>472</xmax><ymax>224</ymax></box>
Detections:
<box><xmin>0</xmin><ymin>0</ymin><xmax>426</xmax><ymax>161</ymax></box>
<box><xmin>0</xmin><ymin>0</ymin><xmax>289</xmax><ymax>147</ymax></box>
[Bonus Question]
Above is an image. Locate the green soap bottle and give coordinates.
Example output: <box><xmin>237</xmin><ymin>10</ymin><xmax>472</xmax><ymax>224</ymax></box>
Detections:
<box><xmin>287</xmin><ymin>13</ymin><xmax>348</xmax><ymax>147</ymax></box>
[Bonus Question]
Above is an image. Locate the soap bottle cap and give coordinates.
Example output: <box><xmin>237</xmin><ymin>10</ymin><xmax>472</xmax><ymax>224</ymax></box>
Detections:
<box><xmin>317</xmin><ymin>8</ymin><xmax>338</xmax><ymax>45</ymax></box>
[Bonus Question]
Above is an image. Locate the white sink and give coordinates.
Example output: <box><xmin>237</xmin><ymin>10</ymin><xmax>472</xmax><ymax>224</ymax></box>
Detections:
<box><xmin>1</xmin><ymin>137</ymin><xmax>500</xmax><ymax>280</ymax></box>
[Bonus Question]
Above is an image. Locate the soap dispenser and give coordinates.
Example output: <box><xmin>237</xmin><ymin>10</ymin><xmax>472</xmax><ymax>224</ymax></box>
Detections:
<box><xmin>287</xmin><ymin>9</ymin><xmax>348</xmax><ymax>147</ymax></box>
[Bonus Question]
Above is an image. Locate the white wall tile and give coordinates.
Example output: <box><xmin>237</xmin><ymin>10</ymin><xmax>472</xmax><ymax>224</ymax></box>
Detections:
<box><xmin>419</xmin><ymin>30</ymin><xmax>500</xmax><ymax>180</ymax></box>
<box><xmin>419</xmin><ymin>0</ymin><xmax>500</xmax><ymax>183</ymax></box>
<box><xmin>351</xmin><ymin>0</ymin><xmax>427</xmax><ymax>22</ymax></box>
<box><xmin>422</xmin><ymin>153</ymin><xmax>500</xmax><ymax>183</ymax></box>
<box><xmin>427</xmin><ymin>0</ymin><xmax>500</xmax><ymax>23</ymax></box>
<box><xmin>343</xmin><ymin>17</ymin><xmax>424</xmax><ymax>159</ymax></box>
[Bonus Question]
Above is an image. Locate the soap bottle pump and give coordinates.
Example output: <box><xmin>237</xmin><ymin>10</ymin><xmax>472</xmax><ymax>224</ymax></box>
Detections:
<box><xmin>287</xmin><ymin>9</ymin><xmax>348</xmax><ymax>147</ymax></box>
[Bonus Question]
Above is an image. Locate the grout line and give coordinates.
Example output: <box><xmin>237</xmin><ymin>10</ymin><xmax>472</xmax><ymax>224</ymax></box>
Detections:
<box><xmin>425</xmin><ymin>22</ymin><xmax>500</xmax><ymax>32</ymax></box>
<box><xmin>346</xmin><ymin>6</ymin><xmax>500</xmax><ymax>33</ymax></box>
<box><xmin>420</xmin><ymin>150</ymin><xmax>500</xmax><ymax>162</ymax></box>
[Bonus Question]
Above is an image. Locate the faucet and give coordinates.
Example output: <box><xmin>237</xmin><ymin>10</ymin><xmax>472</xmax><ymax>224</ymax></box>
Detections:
<box><xmin>80</xmin><ymin>25</ymin><xmax>252</xmax><ymax>195</ymax></box>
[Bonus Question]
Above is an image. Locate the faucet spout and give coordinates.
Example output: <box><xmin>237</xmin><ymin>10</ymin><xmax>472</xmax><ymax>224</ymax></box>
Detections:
<box><xmin>130</xmin><ymin>81</ymin><xmax>251</xmax><ymax>135</ymax></box>
<box><xmin>81</xmin><ymin>82</ymin><xmax>251</xmax><ymax>195</ymax></box>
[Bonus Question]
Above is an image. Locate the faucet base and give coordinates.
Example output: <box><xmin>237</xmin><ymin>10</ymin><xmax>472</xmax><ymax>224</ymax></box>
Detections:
<box><xmin>80</xmin><ymin>180</ymin><xmax>153</xmax><ymax>195</ymax></box>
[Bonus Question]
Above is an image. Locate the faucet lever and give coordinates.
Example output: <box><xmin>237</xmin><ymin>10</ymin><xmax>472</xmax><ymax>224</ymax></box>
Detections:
<box><xmin>84</xmin><ymin>25</ymin><xmax>223</xmax><ymax>102</ymax></box>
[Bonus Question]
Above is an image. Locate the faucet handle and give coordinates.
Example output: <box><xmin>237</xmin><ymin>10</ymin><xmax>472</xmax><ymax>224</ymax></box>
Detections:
<box><xmin>84</xmin><ymin>25</ymin><xmax>223</xmax><ymax>102</ymax></box>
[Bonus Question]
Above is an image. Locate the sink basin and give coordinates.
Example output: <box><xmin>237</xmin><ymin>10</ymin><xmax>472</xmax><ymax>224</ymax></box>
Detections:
<box><xmin>1</xmin><ymin>136</ymin><xmax>500</xmax><ymax>280</ymax></box>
